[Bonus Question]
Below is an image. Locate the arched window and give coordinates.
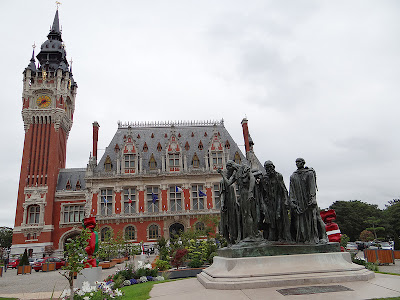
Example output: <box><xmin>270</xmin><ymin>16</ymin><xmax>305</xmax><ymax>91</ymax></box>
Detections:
<box><xmin>195</xmin><ymin>222</ymin><xmax>205</xmax><ymax>232</ymax></box>
<box><xmin>148</xmin><ymin>224</ymin><xmax>160</xmax><ymax>240</ymax></box>
<box><xmin>28</xmin><ymin>205</ymin><xmax>40</xmax><ymax>224</ymax></box>
<box><xmin>125</xmin><ymin>226</ymin><xmax>136</xmax><ymax>241</ymax></box>
<box><xmin>100</xmin><ymin>227</ymin><xmax>111</xmax><ymax>242</ymax></box>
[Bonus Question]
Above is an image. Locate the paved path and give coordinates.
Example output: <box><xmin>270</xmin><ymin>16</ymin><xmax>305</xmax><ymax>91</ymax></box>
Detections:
<box><xmin>0</xmin><ymin>255</ymin><xmax>156</xmax><ymax>299</ymax></box>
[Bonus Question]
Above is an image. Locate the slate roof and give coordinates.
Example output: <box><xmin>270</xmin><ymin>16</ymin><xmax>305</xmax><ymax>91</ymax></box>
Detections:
<box><xmin>56</xmin><ymin>168</ymin><xmax>86</xmax><ymax>191</ymax></box>
<box><xmin>95</xmin><ymin>120</ymin><xmax>251</xmax><ymax>173</ymax></box>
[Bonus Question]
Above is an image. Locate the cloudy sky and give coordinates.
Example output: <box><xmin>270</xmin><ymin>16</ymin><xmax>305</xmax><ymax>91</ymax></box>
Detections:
<box><xmin>1</xmin><ymin>0</ymin><xmax>399</xmax><ymax>228</ymax></box>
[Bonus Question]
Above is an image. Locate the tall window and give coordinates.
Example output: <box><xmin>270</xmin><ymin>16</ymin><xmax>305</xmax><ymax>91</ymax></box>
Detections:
<box><xmin>213</xmin><ymin>184</ymin><xmax>221</xmax><ymax>209</ymax></box>
<box><xmin>28</xmin><ymin>205</ymin><xmax>40</xmax><ymax>224</ymax></box>
<box><xmin>147</xmin><ymin>187</ymin><xmax>159</xmax><ymax>213</ymax></box>
<box><xmin>100</xmin><ymin>227</ymin><xmax>111</xmax><ymax>242</ymax></box>
<box><xmin>124</xmin><ymin>154</ymin><xmax>135</xmax><ymax>171</ymax></box>
<box><xmin>168</xmin><ymin>153</ymin><xmax>180</xmax><ymax>168</ymax></box>
<box><xmin>169</xmin><ymin>186</ymin><xmax>182</xmax><ymax>211</ymax></box>
<box><xmin>148</xmin><ymin>224</ymin><xmax>160</xmax><ymax>240</ymax></box>
<box><xmin>104</xmin><ymin>155</ymin><xmax>112</xmax><ymax>171</ymax></box>
<box><xmin>123</xmin><ymin>188</ymin><xmax>136</xmax><ymax>214</ymax></box>
<box><xmin>63</xmin><ymin>205</ymin><xmax>85</xmax><ymax>223</ymax></box>
<box><xmin>192</xmin><ymin>184</ymin><xmax>205</xmax><ymax>210</ymax></box>
<box><xmin>125</xmin><ymin>226</ymin><xmax>136</xmax><ymax>241</ymax></box>
<box><xmin>195</xmin><ymin>222</ymin><xmax>205</xmax><ymax>232</ymax></box>
<box><xmin>212</xmin><ymin>152</ymin><xmax>223</xmax><ymax>165</ymax></box>
<box><xmin>101</xmin><ymin>189</ymin><xmax>113</xmax><ymax>216</ymax></box>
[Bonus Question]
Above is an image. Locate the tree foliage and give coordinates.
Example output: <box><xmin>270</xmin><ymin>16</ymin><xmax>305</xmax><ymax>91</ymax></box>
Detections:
<box><xmin>62</xmin><ymin>228</ymin><xmax>90</xmax><ymax>300</ymax></box>
<box><xmin>383</xmin><ymin>199</ymin><xmax>400</xmax><ymax>237</ymax></box>
<box><xmin>0</xmin><ymin>227</ymin><xmax>13</xmax><ymax>249</ymax></box>
<box><xmin>329</xmin><ymin>200</ymin><xmax>381</xmax><ymax>241</ymax></box>
<box><xmin>359</xmin><ymin>230</ymin><xmax>374</xmax><ymax>242</ymax></box>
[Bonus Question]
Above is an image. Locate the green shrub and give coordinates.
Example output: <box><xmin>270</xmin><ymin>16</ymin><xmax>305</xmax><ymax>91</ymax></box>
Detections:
<box><xmin>188</xmin><ymin>258</ymin><xmax>203</xmax><ymax>268</ymax></box>
<box><xmin>155</xmin><ymin>259</ymin><xmax>171</xmax><ymax>271</ymax></box>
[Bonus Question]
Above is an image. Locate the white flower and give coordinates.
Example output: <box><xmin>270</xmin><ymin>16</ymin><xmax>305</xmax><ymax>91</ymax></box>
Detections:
<box><xmin>155</xmin><ymin>276</ymin><xmax>165</xmax><ymax>281</ymax></box>
<box><xmin>83</xmin><ymin>297</ymin><xmax>90</xmax><ymax>300</ymax></box>
<box><xmin>144</xmin><ymin>263</ymin><xmax>152</xmax><ymax>269</ymax></box>
<box><xmin>90</xmin><ymin>292</ymin><xmax>93</xmax><ymax>296</ymax></box>
<box><xmin>60</xmin><ymin>288</ymin><xmax>71</xmax><ymax>298</ymax></box>
<box><xmin>82</xmin><ymin>281</ymin><xmax>92</xmax><ymax>293</ymax></box>
<box><xmin>139</xmin><ymin>276</ymin><xmax>148</xmax><ymax>282</ymax></box>
<box><xmin>115</xmin><ymin>289</ymin><xmax>123</xmax><ymax>296</ymax></box>
<box><xmin>76</xmin><ymin>289</ymin><xmax>85</xmax><ymax>296</ymax></box>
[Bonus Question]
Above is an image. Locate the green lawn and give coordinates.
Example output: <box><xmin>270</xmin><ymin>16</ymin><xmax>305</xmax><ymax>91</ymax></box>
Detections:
<box><xmin>120</xmin><ymin>281</ymin><xmax>156</xmax><ymax>300</ymax></box>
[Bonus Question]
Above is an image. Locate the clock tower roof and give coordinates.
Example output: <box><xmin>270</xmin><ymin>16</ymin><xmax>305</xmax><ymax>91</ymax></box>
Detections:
<box><xmin>36</xmin><ymin>9</ymin><xmax>70</xmax><ymax>73</ymax></box>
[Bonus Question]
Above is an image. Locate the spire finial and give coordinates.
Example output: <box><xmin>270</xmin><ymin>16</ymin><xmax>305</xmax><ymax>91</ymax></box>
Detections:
<box><xmin>56</xmin><ymin>1</ymin><xmax>62</xmax><ymax>10</ymax></box>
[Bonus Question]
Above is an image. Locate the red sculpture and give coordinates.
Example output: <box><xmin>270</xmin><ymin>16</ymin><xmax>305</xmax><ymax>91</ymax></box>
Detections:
<box><xmin>82</xmin><ymin>217</ymin><xmax>99</xmax><ymax>267</ymax></box>
<box><xmin>320</xmin><ymin>209</ymin><xmax>344</xmax><ymax>251</ymax></box>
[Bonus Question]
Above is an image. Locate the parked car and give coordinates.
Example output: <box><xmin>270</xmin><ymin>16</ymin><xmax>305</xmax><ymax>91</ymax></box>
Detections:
<box><xmin>7</xmin><ymin>258</ymin><xmax>20</xmax><ymax>269</ymax></box>
<box><xmin>346</xmin><ymin>242</ymin><xmax>358</xmax><ymax>252</ymax></box>
<box><xmin>369</xmin><ymin>242</ymin><xmax>393</xmax><ymax>250</ymax></box>
<box><xmin>29</xmin><ymin>258</ymin><xmax>40</xmax><ymax>266</ymax></box>
<box><xmin>32</xmin><ymin>257</ymin><xmax>66</xmax><ymax>272</ymax></box>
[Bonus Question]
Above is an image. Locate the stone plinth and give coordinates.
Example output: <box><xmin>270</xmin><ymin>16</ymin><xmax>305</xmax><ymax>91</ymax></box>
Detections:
<box><xmin>218</xmin><ymin>241</ymin><xmax>341</xmax><ymax>258</ymax></box>
<box><xmin>197</xmin><ymin>252</ymin><xmax>374</xmax><ymax>290</ymax></box>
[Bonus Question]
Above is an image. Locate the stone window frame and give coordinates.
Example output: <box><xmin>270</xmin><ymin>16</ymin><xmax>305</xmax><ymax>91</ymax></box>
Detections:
<box><xmin>147</xmin><ymin>223</ymin><xmax>160</xmax><ymax>240</ymax></box>
<box><xmin>100</xmin><ymin>188</ymin><xmax>113</xmax><ymax>216</ymax></box>
<box><xmin>124</xmin><ymin>225</ymin><xmax>137</xmax><ymax>241</ymax></box>
<box><xmin>169</xmin><ymin>186</ymin><xmax>182</xmax><ymax>212</ymax></box>
<box><xmin>62</xmin><ymin>203</ymin><xmax>85</xmax><ymax>224</ymax></box>
<box><xmin>122</xmin><ymin>187</ymin><xmax>136</xmax><ymax>214</ymax></box>
<box><xmin>213</xmin><ymin>184</ymin><xmax>221</xmax><ymax>209</ymax></box>
<box><xmin>124</xmin><ymin>153</ymin><xmax>136</xmax><ymax>172</ymax></box>
<box><xmin>28</xmin><ymin>205</ymin><xmax>40</xmax><ymax>224</ymax></box>
<box><xmin>146</xmin><ymin>186</ymin><xmax>160</xmax><ymax>213</ymax></box>
<box><xmin>149</xmin><ymin>153</ymin><xmax>157</xmax><ymax>170</ymax></box>
<box><xmin>191</xmin><ymin>184</ymin><xmax>205</xmax><ymax>210</ymax></box>
<box><xmin>100</xmin><ymin>226</ymin><xmax>112</xmax><ymax>242</ymax></box>
<box><xmin>192</xmin><ymin>153</ymin><xmax>200</xmax><ymax>168</ymax></box>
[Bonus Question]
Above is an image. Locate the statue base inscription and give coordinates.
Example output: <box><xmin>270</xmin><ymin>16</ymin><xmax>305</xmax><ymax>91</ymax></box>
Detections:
<box><xmin>218</xmin><ymin>241</ymin><xmax>341</xmax><ymax>258</ymax></box>
<box><xmin>197</xmin><ymin>252</ymin><xmax>374</xmax><ymax>290</ymax></box>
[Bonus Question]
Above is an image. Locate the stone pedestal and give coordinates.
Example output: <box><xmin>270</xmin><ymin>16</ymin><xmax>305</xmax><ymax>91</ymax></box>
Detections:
<box><xmin>218</xmin><ymin>241</ymin><xmax>341</xmax><ymax>258</ymax></box>
<box><xmin>75</xmin><ymin>267</ymin><xmax>102</xmax><ymax>290</ymax></box>
<box><xmin>197</xmin><ymin>252</ymin><xmax>374</xmax><ymax>290</ymax></box>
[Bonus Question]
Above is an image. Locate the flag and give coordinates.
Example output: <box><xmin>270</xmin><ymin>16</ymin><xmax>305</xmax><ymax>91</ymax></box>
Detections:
<box><xmin>128</xmin><ymin>197</ymin><xmax>132</xmax><ymax>204</ymax></box>
<box><xmin>199</xmin><ymin>190</ymin><xmax>207</xmax><ymax>197</ymax></box>
<box><xmin>103</xmin><ymin>196</ymin><xmax>108</xmax><ymax>203</ymax></box>
<box><xmin>152</xmin><ymin>193</ymin><xmax>158</xmax><ymax>204</ymax></box>
<box><xmin>176</xmin><ymin>186</ymin><xmax>183</xmax><ymax>193</ymax></box>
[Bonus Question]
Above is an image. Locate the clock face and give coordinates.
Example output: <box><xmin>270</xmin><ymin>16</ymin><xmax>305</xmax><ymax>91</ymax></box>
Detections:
<box><xmin>36</xmin><ymin>95</ymin><xmax>51</xmax><ymax>108</ymax></box>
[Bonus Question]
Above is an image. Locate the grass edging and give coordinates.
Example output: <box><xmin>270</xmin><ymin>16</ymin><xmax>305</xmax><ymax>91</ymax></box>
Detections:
<box><xmin>120</xmin><ymin>278</ymin><xmax>187</xmax><ymax>300</ymax></box>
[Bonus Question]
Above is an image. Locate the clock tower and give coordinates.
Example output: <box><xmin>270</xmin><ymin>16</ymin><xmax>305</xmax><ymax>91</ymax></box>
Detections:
<box><xmin>12</xmin><ymin>9</ymin><xmax>77</xmax><ymax>254</ymax></box>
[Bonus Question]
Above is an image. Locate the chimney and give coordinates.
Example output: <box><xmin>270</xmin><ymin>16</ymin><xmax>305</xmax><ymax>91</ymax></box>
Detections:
<box><xmin>92</xmin><ymin>121</ymin><xmax>100</xmax><ymax>163</ymax></box>
<box><xmin>241</xmin><ymin>118</ymin><xmax>250</xmax><ymax>154</ymax></box>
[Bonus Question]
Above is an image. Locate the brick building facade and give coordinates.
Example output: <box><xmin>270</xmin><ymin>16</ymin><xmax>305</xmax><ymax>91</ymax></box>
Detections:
<box><xmin>11</xmin><ymin>10</ymin><xmax>261</xmax><ymax>257</ymax></box>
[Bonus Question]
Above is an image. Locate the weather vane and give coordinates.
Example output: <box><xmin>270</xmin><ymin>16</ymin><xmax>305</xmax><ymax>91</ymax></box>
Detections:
<box><xmin>32</xmin><ymin>42</ymin><xmax>36</xmax><ymax>50</ymax></box>
<box><xmin>56</xmin><ymin>2</ymin><xmax>62</xmax><ymax>9</ymax></box>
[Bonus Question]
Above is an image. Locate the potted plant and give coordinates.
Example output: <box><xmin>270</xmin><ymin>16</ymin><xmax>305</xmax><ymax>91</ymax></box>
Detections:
<box><xmin>17</xmin><ymin>249</ymin><xmax>31</xmax><ymax>275</ymax></box>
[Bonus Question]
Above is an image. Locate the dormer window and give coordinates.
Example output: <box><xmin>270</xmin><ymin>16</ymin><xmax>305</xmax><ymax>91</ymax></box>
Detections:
<box><xmin>192</xmin><ymin>153</ymin><xmax>200</xmax><ymax>168</ymax></box>
<box><xmin>66</xmin><ymin>179</ymin><xmax>71</xmax><ymax>190</ymax></box>
<box><xmin>124</xmin><ymin>154</ymin><xmax>136</xmax><ymax>173</ymax></box>
<box><xmin>198</xmin><ymin>141</ymin><xmax>203</xmax><ymax>150</ymax></box>
<box><xmin>143</xmin><ymin>142</ymin><xmax>148</xmax><ymax>152</ymax></box>
<box><xmin>76</xmin><ymin>180</ymin><xmax>81</xmax><ymax>190</ymax></box>
<box><xmin>149</xmin><ymin>154</ymin><xmax>157</xmax><ymax>170</ymax></box>
<box><xmin>234</xmin><ymin>151</ymin><xmax>241</xmax><ymax>164</ymax></box>
<box><xmin>157</xmin><ymin>143</ymin><xmax>162</xmax><ymax>151</ymax></box>
<box><xmin>104</xmin><ymin>156</ymin><xmax>112</xmax><ymax>172</ymax></box>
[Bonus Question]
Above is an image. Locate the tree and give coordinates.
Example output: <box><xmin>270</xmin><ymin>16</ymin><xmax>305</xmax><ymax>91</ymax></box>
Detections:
<box><xmin>383</xmin><ymin>199</ymin><xmax>400</xmax><ymax>238</ymax></box>
<box><xmin>329</xmin><ymin>200</ymin><xmax>382</xmax><ymax>241</ymax></box>
<box><xmin>359</xmin><ymin>230</ymin><xmax>374</xmax><ymax>242</ymax></box>
<box><xmin>62</xmin><ymin>229</ymin><xmax>90</xmax><ymax>300</ymax></box>
<box><xmin>365</xmin><ymin>216</ymin><xmax>385</xmax><ymax>240</ymax></box>
<box><xmin>0</xmin><ymin>227</ymin><xmax>13</xmax><ymax>249</ymax></box>
<box><xmin>19</xmin><ymin>249</ymin><xmax>29</xmax><ymax>266</ymax></box>
<box><xmin>44</xmin><ymin>245</ymin><xmax>55</xmax><ymax>257</ymax></box>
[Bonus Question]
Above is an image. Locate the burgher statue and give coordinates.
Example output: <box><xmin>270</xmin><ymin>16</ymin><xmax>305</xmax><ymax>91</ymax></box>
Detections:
<box><xmin>218</xmin><ymin>161</ymin><xmax>258</xmax><ymax>242</ymax></box>
<box><xmin>259</xmin><ymin>161</ymin><xmax>291</xmax><ymax>242</ymax></box>
<box><xmin>82</xmin><ymin>216</ymin><xmax>99</xmax><ymax>267</ymax></box>
<box><xmin>289</xmin><ymin>158</ymin><xmax>327</xmax><ymax>244</ymax></box>
<box><xmin>219</xmin><ymin>166</ymin><xmax>240</xmax><ymax>244</ymax></box>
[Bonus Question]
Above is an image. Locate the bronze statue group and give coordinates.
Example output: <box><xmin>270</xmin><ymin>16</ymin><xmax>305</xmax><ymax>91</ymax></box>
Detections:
<box><xmin>218</xmin><ymin>158</ymin><xmax>328</xmax><ymax>245</ymax></box>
